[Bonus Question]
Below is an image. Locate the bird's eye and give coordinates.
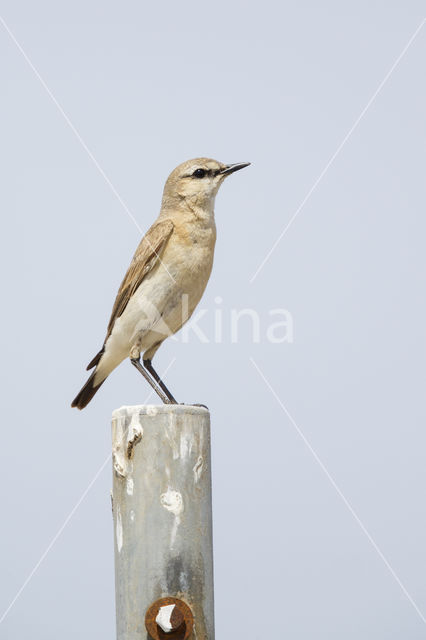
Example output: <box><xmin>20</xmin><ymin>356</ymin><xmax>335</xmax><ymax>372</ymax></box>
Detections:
<box><xmin>192</xmin><ymin>168</ymin><xmax>206</xmax><ymax>178</ymax></box>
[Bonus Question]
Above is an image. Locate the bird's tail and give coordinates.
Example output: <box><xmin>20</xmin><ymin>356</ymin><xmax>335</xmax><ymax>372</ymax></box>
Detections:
<box><xmin>71</xmin><ymin>369</ymin><xmax>106</xmax><ymax>410</ymax></box>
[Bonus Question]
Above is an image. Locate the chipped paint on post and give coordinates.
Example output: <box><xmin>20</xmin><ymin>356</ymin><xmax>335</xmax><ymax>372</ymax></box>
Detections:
<box><xmin>111</xmin><ymin>404</ymin><xmax>214</xmax><ymax>640</ymax></box>
<box><xmin>112</xmin><ymin>407</ymin><xmax>143</xmax><ymax>478</ymax></box>
<box><xmin>126</xmin><ymin>478</ymin><xmax>134</xmax><ymax>495</ymax></box>
<box><xmin>116</xmin><ymin>505</ymin><xmax>123</xmax><ymax>553</ymax></box>
<box><xmin>160</xmin><ymin>488</ymin><xmax>184</xmax><ymax>549</ymax></box>
<box><xmin>160</xmin><ymin>488</ymin><xmax>184</xmax><ymax>517</ymax></box>
<box><xmin>193</xmin><ymin>455</ymin><xmax>204</xmax><ymax>483</ymax></box>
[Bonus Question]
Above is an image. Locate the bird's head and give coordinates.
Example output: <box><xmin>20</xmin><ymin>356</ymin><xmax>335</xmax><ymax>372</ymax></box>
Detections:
<box><xmin>161</xmin><ymin>157</ymin><xmax>250</xmax><ymax>211</ymax></box>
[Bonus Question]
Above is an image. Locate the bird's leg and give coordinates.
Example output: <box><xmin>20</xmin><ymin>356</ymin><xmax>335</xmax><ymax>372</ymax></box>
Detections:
<box><xmin>143</xmin><ymin>358</ymin><xmax>177</xmax><ymax>404</ymax></box>
<box><xmin>130</xmin><ymin>357</ymin><xmax>171</xmax><ymax>404</ymax></box>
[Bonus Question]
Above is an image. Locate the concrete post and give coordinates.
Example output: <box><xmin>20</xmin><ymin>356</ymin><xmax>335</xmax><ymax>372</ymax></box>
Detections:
<box><xmin>111</xmin><ymin>404</ymin><xmax>214</xmax><ymax>640</ymax></box>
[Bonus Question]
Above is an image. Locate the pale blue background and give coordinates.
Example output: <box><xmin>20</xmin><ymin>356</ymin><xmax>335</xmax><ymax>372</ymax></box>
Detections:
<box><xmin>1</xmin><ymin>1</ymin><xmax>425</xmax><ymax>638</ymax></box>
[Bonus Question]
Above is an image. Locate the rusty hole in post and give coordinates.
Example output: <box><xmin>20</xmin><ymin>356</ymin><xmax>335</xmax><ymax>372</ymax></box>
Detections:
<box><xmin>145</xmin><ymin>597</ymin><xmax>193</xmax><ymax>640</ymax></box>
<box><xmin>156</xmin><ymin>623</ymin><xmax>186</xmax><ymax>640</ymax></box>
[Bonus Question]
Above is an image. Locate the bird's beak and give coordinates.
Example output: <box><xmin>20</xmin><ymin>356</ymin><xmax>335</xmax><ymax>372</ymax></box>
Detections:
<box><xmin>220</xmin><ymin>162</ymin><xmax>251</xmax><ymax>176</ymax></box>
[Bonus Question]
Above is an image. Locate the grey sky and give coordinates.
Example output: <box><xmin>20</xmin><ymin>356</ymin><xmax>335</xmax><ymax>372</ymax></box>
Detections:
<box><xmin>0</xmin><ymin>2</ymin><xmax>425</xmax><ymax>638</ymax></box>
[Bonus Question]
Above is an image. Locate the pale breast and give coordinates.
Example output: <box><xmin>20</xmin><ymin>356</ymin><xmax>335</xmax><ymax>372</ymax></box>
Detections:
<box><xmin>159</xmin><ymin>223</ymin><xmax>216</xmax><ymax>331</ymax></box>
<box><xmin>108</xmin><ymin>218</ymin><xmax>216</xmax><ymax>357</ymax></box>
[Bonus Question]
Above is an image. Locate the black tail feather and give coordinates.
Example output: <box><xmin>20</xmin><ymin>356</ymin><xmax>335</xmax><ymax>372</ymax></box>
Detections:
<box><xmin>71</xmin><ymin>370</ymin><xmax>106</xmax><ymax>410</ymax></box>
<box><xmin>86</xmin><ymin>347</ymin><xmax>104</xmax><ymax>371</ymax></box>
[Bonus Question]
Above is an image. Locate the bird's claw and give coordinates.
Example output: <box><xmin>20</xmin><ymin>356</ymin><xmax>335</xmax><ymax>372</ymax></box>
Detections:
<box><xmin>179</xmin><ymin>402</ymin><xmax>209</xmax><ymax>410</ymax></box>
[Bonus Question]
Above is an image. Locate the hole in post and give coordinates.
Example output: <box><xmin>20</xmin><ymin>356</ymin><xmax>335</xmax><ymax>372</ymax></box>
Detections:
<box><xmin>156</xmin><ymin>622</ymin><xmax>186</xmax><ymax>639</ymax></box>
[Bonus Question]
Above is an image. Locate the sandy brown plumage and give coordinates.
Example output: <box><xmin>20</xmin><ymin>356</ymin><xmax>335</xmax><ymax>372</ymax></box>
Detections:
<box><xmin>105</xmin><ymin>219</ymin><xmax>174</xmax><ymax>340</ymax></box>
<box><xmin>72</xmin><ymin>157</ymin><xmax>249</xmax><ymax>409</ymax></box>
<box><xmin>72</xmin><ymin>220</ymin><xmax>174</xmax><ymax>409</ymax></box>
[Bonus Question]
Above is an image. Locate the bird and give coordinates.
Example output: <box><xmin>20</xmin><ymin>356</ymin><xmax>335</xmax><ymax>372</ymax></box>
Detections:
<box><xmin>71</xmin><ymin>157</ymin><xmax>250</xmax><ymax>409</ymax></box>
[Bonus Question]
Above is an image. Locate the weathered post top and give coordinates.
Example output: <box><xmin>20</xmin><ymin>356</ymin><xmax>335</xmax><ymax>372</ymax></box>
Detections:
<box><xmin>111</xmin><ymin>404</ymin><xmax>214</xmax><ymax>640</ymax></box>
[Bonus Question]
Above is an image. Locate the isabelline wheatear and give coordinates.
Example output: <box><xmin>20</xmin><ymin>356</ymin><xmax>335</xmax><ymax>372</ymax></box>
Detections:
<box><xmin>72</xmin><ymin>158</ymin><xmax>250</xmax><ymax>409</ymax></box>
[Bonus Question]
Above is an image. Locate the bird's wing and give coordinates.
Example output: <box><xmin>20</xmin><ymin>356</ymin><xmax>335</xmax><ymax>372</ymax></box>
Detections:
<box><xmin>105</xmin><ymin>218</ymin><xmax>174</xmax><ymax>340</ymax></box>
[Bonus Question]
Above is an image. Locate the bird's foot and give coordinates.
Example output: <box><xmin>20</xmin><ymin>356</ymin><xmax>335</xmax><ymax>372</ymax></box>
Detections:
<box><xmin>180</xmin><ymin>402</ymin><xmax>209</xmax><ymax>410</ymax></box>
